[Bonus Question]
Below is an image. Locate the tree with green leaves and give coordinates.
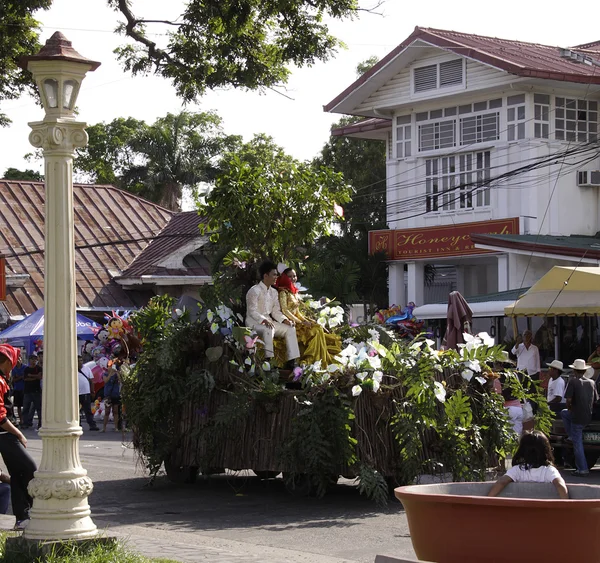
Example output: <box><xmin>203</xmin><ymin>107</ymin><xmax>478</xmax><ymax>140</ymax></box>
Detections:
<box><xmin>305</xmin><ymin>57</ymin><xmax>388</xmax><ymax>310</ymax></box>
<box><xmin>199</xmin><ymin>134</ymin><xmax>350</xmax><ymax>262</ymax></box>
<box><xmin>0</xmin><ymin>0</ymin><xmax>51</xmax><ymax>126</ymax></box>
<box><xmin>108</xmin><ymin>0</ymin><xmax>363</xmax><ymax>100</ymax></box>
<box><xmin>75</xmin><ymin>111</ymin><xmax>240</xmax><ymax>210</ymax></box>
<box><xmin>2</xmin><ymin>167</ymin><xmax>43</xmax><ymax>181</ymax></box>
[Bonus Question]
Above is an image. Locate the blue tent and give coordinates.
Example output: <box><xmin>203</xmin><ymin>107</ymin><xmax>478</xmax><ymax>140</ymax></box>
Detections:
<box><xmin>0</xmin><ymin>308</ymin><xmax>100</xmax><ymax>354</ymax></box>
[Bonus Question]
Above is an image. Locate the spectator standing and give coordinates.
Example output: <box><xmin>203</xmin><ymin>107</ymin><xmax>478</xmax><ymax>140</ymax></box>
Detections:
<box><xmin>561</xmin><ymin>359</ymin><xmax>599</xmax><ymax>476</ymax></box>
<box><xmin>511</xmin><ymin>330</ymin><xmax>541</xmax><ymax>380</ymax></box>
<box><xmin>22</xmin><ymin>355</ymin><xmax>42</xmax><ymax>430</ymax></box>
<box><xmin>101</xmin><ymin>366</ymin><xmax>121</xmax><ymax>432</ymax></box>
<box><xmin>0</xmin><ymin>344</ymin><xmax>37</xmax><ymax>530</ymax></box>
<box><xmin>10</xmin><ymin>358</ymin><xmax>25</xmax><ymax>426</ymax></box>
<box><xmin>77</xmin><ymin>356</ymin><xmax>98</xmax><ymax>431</ymax></box>
<box><xmin>546</xmin><ymin>360</ymin><xmax>566</xmax><ymax>414</ymax></box>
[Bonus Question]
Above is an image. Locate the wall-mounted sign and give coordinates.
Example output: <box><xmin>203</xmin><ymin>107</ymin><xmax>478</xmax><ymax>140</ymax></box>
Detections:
<box><xmin>0</xmin><ymin>257</ymin><xmax>5</xmax><ymax>301</ymax></box>
<box><xmin>369</xmin><ymin>218</ymin><xmax>519</xmax><ymax>260</ymax></box>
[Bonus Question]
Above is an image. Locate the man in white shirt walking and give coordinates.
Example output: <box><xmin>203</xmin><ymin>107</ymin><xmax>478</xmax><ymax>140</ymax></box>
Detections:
<box><xmin>246</xmin><ymin>261</ymin><xmax>300</xmax><ymax>368</ymax></box>
<box><xmin>546</xmin><ymin>360</ymin><xmax>566</xmax><ymax>414</ymax></box>
<box><xmin>511</xmin><ymin>330</ymin><xmax>541</xmax><ymax>381</ymax></box>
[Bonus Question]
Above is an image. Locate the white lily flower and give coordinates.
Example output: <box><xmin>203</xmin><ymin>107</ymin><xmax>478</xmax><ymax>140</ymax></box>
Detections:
<box><xmin>249</xmin><ymin>365</ymin><xmax>255</xmax><ymax>375</ymax></box>
<box><xmin>312</xmin><ymin>360</ymin><xmax>323</xmax><ymax>372</ymax></box>
<box><xmin>424</xmin><ymin>338</ymin><xmax>436</xmax><ymax>349</ymax></box>
<box><xmin>477</xmin><ymin>332</ymin><xmax>495</xmax><ymax>348</ymax></box>
<box><xmin>464</xmin><ymin>359</ymin><xmax>481</xmax><ymax>373</ymax></box>
<box><xmin>352</xmin><ymin>385</ymin><xmax>363</xmax><ymax>397</ymax></box>
<box><xmin>244</xmin><ymin>357</ymin><xmax>252</xmax><ymax>366</ymax></box>
<box><xmin>262</xmin><ymin>361</ymin><xmax>271</xmax><ymax>371</ymax></box>
<box><xmin>461</xmin><ymin>368</ymin><xmax>474</xmax><ymax>381</ymax></box>
<box><xmin>327</xmin><ymin>364</ymin><xmax>340</xmax><ymax>373</ymax></box>
<box><xmin>475</xmin><ymin>376</ymin><xmax>487</xmax><ymax>386</ymax></box>
<box><xmin>317</xmin><ymin>317</ymin><xmax>327</xmax><ymax>327</ymax></box>
<box><xmin>322</xmin><ymin>306</ymin><xmax>331</xmax><ymax>315</ymax></box>
<box><xmin>340</xmin><ymin>344</ymin><xmax>358</xmax><ymax>357</ymax></box>
<box><xmin>210</xmin><ymin>322</ymin><xmax>220</xmax><ymax>334</ymax></box>
<box><xmin>207</xmin><ymin>310</ymin><xmax>214</xmax><ymax>322</ymax></box>
<box><xmin>373</xmin><ymin>371</ymin><xmax>383</xmax><ymax>383</ymax></box>
<box><xmin>356</xmin><ymin>371</ymin><xmax>368</xmax><ymax>381</ymax></box>
<box><xmin>433</xmin><ymin>381</ymin><xmax>446</xmax><ymax>403</ymax></box>
<box><xmin>367</xmin><ymin>356</ymin><xmax>382</xmax><ymax>369</ymax></box>
<box><xmin>463</xmin><ymin>333</ymin><xmax>481</xmax><ymax>351</ymax></box>
<box><xmin>372</xmin><ymin>379</ymin><xmax>381</xmax><ymax>393</ymax></box>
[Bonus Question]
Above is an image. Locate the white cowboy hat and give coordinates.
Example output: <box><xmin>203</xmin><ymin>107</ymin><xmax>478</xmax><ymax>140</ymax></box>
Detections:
<box><xmin>569</xmin><ymin>359</ymin><xmax>591</xmax><ymax>371</ymax></box>
<box><xmin>584</xmin><ymin>367</ymin><xmax>595</xmax><ymax>379</ymax></box>
<box><xmin>546</xmin><ymin>360</ymin><xmax>564</xmax><ymax>371</ymax></box>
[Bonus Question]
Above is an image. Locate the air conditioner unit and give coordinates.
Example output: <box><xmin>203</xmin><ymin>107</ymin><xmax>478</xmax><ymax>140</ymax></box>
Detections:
<box><xmin>577</xmin><ymin>170</ymin><xmax>600</xmax><ymax>187</ymax></box>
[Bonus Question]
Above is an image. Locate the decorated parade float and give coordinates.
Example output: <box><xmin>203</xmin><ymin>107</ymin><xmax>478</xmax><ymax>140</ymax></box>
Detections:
<box><xmin>119</xmin><ymin>279</ymin><xmax>552</xmax><ymax>504</ymax></box>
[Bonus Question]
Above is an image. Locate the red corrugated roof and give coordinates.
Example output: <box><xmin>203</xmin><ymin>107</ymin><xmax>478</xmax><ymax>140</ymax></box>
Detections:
<box><xmin>331</xmin><ymin>117</ymin><xmax>391</xmax><ymax>137</ymax></box>
<box><xmin>324</xmin><ymin>26</ymin><xmax>600</xmax><ymax>113</ymax></box>
<box><xmin>119</xmin><ymin>211</ymin><xmax>209</xmax><ymax>278</ymax></box>
<box><xmin>0</xmin><ymin>180</ymin><xmax>173</xmax><ymax>317</ymax></box>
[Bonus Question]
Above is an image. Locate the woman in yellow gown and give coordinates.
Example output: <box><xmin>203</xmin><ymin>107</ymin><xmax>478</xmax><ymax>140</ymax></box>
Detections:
<box><xmin>275</xmin><ymin>269</ymin><xmax>341</xmax><ymax>366</ymax></box>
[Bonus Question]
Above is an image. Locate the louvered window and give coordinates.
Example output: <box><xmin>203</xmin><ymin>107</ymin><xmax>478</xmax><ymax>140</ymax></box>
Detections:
<box><xmin>440</xmin><ymin>59</ymin><xmax>463</xmax><ymax>87</ymax></box>
<box><xmin>387</xmin><ymin>131</ymin><xmax>393</xmax><ymax>160</ymax></box>
<box><xmin>414</xmin><ymin>64</ymin><xmax>437</xmax><ymax>92</ymax></box>
<box><xmin>413</xmin><ymin>59</ymin><xmax>463</xmax><ymax>93</ymax></box>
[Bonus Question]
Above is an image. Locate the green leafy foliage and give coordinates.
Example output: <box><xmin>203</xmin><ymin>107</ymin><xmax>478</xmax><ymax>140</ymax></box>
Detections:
<box><xmin>2</xmin><ymin>167</ymin><xmax>43</xmax><ymax>181</ymax></box>
<box><xmin>0</xmin><ymin>0</ymin><xmax>51</xmax><ymax>126</ymax></box>
<box><xmin>198</xmin><ymin>134</ymin><xmax>351</xmax><ymax>262</ymax></box>
<box><xmin>123</xmin><ymin>296</ymin><xmax>215</xmax><ymax>476</ymax></box>
<box><xmin>357</xmin><ymin>464</ymin><xmax>389</xmax><ymax>507</ymax></box>
<box><xmin>74</xmin><ymin>111</ymin><xmax>240</xmax><ymax>210</ymax></box>
<box><xmin>280</xmin><ymin>387</ymin><xmax>357</xmax><ymax>498</ymax></box>
<box><xmin>109</xmin><ymin>0</ymin><xmax>359</xmax><ymax>100</ymax></box>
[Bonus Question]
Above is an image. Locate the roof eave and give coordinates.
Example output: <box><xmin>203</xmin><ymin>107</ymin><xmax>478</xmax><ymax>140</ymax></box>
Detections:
<box><xmin>471</xmin><ymin>234</ymin><xmax>600</xmax><ymax>261</ymax></box>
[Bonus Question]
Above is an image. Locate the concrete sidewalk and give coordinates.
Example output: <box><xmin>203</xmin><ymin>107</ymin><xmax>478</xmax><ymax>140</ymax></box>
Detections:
<box><xmin>0</xmin><ymin>514</ymin><xmax>370</xmax><ymax>563</ymax></box>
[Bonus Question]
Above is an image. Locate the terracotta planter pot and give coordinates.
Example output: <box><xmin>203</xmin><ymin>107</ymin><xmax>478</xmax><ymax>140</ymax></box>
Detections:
<box><xmin>395</xmin><ymin>482</ymin><xmax>600</xmax><ymax>563</ymax></box>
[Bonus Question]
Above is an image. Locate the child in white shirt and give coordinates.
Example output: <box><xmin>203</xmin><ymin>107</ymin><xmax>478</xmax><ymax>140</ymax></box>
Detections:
<box><xmin>488</xmin><ymin>430</ymin><xmax>568</xmax><ymax>499</ymax></box>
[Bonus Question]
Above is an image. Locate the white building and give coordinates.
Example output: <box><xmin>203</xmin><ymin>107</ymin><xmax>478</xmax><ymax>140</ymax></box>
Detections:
<box><xmin>325</xmin><ymin>27</ymin><xmax>600</xmax><ymax>356</ymax></box>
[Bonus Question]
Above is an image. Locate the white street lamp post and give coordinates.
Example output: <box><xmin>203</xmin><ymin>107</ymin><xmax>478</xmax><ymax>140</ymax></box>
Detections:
<box><xmin>21</xmin><ymin>32</ymin><xmax>100</xmax><ymax>540</ymax></box>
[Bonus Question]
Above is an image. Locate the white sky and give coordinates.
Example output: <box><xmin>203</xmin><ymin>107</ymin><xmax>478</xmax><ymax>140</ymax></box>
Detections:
<box><xmin>1</xmin><ymin>0</ymin><xmax>600</xmax><ymax>177</ymax></box>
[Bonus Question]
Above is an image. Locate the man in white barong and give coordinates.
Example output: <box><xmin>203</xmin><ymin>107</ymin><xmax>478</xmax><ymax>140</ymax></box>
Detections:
<box><xmin>246</xmin><ymin>260</ymin><xmax>300</xmax><ymax>368</ymax></box>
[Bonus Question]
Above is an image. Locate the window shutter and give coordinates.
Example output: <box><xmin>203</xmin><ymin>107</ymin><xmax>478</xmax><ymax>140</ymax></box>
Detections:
<box><xmin>414</xmin><ymin>64</ymin><xmax>437</xmax><ymax>92</ymax></box>
<box><xmin>439</xmin><ymin>59</ymin><xmax>463</xmax><ymax>87</ymax></box>
<box><xmin>387</xmin><ymin>131</ymin><xmax>393</xmax><ymax>159</ymax></box>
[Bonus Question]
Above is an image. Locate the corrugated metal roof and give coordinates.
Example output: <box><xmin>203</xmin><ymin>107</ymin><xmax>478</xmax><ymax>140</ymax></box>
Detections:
<box><xmin>471</xmin><ymin>233</ymin><xmax>600</xmax><ymax>260</ymax></box>
<box><xmin>0</xmin><ymin>180</ymin><xmax>173</xmax><ymax>317</ymax></box>
<box><xmin>325</xmin><ymin>26</ymin><xmax>600</xmax><ymax>113</ymax></box>
<box><xmin>119</xmin><ymin>211</ymin><xmax>209</xmax><ymax>277</ymax></box>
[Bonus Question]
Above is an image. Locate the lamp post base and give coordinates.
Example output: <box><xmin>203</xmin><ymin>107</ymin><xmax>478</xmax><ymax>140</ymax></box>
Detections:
<box><xmin>24</xmin><ymin>430</ymin><xmax>97</xmax><ymax>540</ymax></box>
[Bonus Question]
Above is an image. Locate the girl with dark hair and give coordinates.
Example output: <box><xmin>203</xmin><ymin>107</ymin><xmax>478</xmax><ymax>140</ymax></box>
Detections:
<box><xmin>488</xmin><ymin>431</ymin><xmax>568</xmax><ymax>498</ymax></box>
<box><xmin>0</xmin><ymin>344</ymin><xmax>38</xmax><ymax>529</ymax></box>
<box><xmin>274</xmin><ymin>268</ymin><xmax>341</xmax><ymax>366</ymax></box>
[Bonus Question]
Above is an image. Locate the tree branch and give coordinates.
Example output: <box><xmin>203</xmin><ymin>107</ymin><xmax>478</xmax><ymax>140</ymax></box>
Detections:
<box><xmin>115</xmin><ymin>0</ymin><xmax>186</xmax><ymax>70</ymax></box>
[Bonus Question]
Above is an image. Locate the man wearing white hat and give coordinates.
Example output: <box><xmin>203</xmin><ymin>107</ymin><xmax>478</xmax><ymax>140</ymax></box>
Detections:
<box><xmin>561</xmin><ymin>359</ymin><xmax>599</xmax><ymax>476</ymax></box>
<box><xmin>546</xmin><ymin>360</ymin><xmax>566</xmax><ymax>414</ymax></box>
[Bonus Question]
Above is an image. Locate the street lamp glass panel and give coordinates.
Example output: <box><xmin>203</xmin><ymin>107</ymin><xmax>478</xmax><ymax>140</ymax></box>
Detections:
<box><xmin>62</xmin><ymin>80</ymin><xmax>78</xmax><ymax>109</ymax></box>
<box><xmin>43</xmin><ymin>79</ymin><xmax>59</xmax><ymax>108</ymax></box>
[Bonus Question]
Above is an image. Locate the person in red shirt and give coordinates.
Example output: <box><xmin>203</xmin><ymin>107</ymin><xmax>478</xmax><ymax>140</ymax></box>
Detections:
<box><xmin>0</xmin><ymin>344</ymin><xmax>37</xmax><ymax>530</ymax></box>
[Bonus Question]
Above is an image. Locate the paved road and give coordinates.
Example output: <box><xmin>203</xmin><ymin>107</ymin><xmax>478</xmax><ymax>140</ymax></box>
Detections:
<box><xmin>8</xmin><ymin>428</ymin><xmax>600</xmax><ymax>563</ymax></box>
<box><xmin>18</xmin><ymin>428</ymin><xmax>416</xmax><ymax>563</ymax></box>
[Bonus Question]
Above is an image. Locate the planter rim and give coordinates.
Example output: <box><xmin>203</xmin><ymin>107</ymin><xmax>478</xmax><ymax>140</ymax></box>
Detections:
<box><xmin>395</xmin><ymin>482</ymin><xmax>600</xmax><ymax>508</ymax></box>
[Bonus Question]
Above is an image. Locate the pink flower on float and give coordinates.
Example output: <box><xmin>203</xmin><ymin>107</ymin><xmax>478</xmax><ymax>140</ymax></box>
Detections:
<box><xmin>293</xmin><ymin>367</ymin><xmax>303</xmax><ymax>381</ymax></box>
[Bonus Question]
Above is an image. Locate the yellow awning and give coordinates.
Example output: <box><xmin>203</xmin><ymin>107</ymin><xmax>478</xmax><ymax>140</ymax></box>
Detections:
<box><xmin>504</xmin><ymin>266</ymin><xmax>600</xmax><ymax>317</ymax></box>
